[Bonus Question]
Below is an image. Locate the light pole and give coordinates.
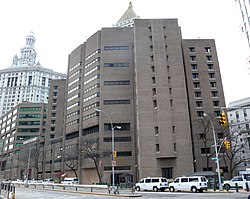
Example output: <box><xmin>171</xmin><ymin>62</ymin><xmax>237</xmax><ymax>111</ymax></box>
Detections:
<box><xmin>95</xmin><ymin>108</ymin><xmax>121</xmax><ymax>193</ymax></box>
<box><xmin>27</xmin><ymin>146</ymin><xmax>32</xmax><ymax>180</ymax></box>
<box><xmin>203</xmin><ymin>113</ymin><xmax>223</xmax><ymax>190</ymax></box>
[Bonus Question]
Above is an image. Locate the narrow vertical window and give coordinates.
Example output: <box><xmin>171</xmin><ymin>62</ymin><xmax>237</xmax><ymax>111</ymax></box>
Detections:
<box><xmin>155</xmin><ymin>126</ymin><xmax>159</xmax><ymax>135</ymax></box>
<box><xmin>152</xmin><ymin>88</ymin><xmax>156</xmax><ymax>96</ymax></box>
<box><xmin>153</xmin><ymin>100</ymin><xmax>157</xmax><ymax>108</ymax></box>
<box><xmin>151</xmin><ymin>66</ymin><xmax>155</xmax><ymax>73</ymax></box>
<box><xmin>156</xmin><ymin>144</ymin><xmax>160</xmax><ymax>152</ymax></box>
<box><xmin>152</xmin><ymin>77</ymin><xmax>156</xmax><ymax>85</ymax></box>
<box><xmin>170</xmin><ymin>99</ymin><xmax>173</xmax><ymax>107</ymax></box>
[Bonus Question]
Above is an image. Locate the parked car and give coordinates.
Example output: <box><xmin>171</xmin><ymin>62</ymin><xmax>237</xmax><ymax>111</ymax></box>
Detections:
<box><xmin>223</xmin><ymin>176</ymin><xmax>250</xmax><ymax>190</ymax></box>
<box><xmin>169</xmin><ymin>176</ymin><xmax>207</xmax><ymax>193</ymax></box>
<box><xmin>135</xmin><ymin>177</ymin><xmax>168</xmax><ymax>192</ymax></box>
<box><xmin>61</xmin><ymin>177</ymin><xmax>79</xmax><ymax>185</ymax></box>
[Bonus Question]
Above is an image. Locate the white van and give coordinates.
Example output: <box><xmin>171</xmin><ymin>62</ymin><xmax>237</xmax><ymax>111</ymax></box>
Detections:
<box><xmin>169</xmin><ymin>176</ymin><xmax>207</xmax><ymax>193</ymax></box>
<box><xmin>135</xmin><ymin>177</ymin><xmax>168</xmax><ymax>192</ymax></box>
<box><xmin>61</xmin><ymin>177</ymin><xmax>79</xmax><ymax>185</ymax></box>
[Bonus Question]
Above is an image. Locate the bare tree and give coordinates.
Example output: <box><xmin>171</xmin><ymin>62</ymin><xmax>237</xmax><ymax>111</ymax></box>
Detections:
<box><xmin>198</xmin><ymin>118</ymin><xmax>216</xmax><ymax>170</ymax></box>
<box><xmin>64</xmin><ymin>144</ymin><xmax>78</xmax><ymax>178</ymax></box>
<box><xmin>81</xmin><ymin>138</ymin><xmax>104</xmax><ymax>183</ymax></box>
<box><xmin>18</xmin><ymin>143</ymin><xmax>41</xmax><ymax>179</ymax></box>
<box><xmin>222</xmin><ymin>125</ymin><xmax>250</xmax><ymax>178</ymax></box>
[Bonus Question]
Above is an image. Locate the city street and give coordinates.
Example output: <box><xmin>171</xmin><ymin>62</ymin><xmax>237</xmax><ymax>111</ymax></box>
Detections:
<box><xmin>13</xmin><ymin>187</ymin><xmax>250</xmax><ymax>199</ymax></box>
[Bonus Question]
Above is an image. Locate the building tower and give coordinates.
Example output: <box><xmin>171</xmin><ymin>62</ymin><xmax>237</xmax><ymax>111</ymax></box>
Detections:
<box><xmin>0</xmin><ymin>32</ymin><xmax>66</xmax><ymax>116</ymax></box>
<box><xmin>113</xmin><ymin>1</ymin><xmax>140</xmax><ymax>27</ymax></box>
<box><xmin>64</xmin><ymin>2</ymin><xmax>227</xmax><ymax>184</ymax></box>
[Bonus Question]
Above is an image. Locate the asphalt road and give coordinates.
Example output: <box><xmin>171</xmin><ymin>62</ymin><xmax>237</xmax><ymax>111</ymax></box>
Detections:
<box><xmin>12</xmin><ymin>187</ymin><xmax>250</xmax><ymax>199</ymax></box>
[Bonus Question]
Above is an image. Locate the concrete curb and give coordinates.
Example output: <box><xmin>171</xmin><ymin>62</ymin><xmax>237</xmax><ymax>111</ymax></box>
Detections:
<box><xmin>17</xmin><ymin>187</ymin><xmax>142</xmax><ymax>197</ymax></box>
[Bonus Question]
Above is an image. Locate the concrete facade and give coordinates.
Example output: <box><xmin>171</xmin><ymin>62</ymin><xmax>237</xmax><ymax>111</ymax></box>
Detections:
<box><xmin>182</xmin><ymin>39</ymin><xmax>227</xmax><ymax>174</ymax></box>
<box><xmin>0</xmin><ymin>102</ymin><xmax>47</xmax><ymax>180</ymax></box>
<box><xmin>64</xmin><ymin>18</ymin><xmax>226</xmax><ymax>184</ymax></box>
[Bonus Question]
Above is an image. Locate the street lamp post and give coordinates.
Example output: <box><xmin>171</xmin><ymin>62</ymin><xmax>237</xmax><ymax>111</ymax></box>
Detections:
<box><xmin>203</xmin><ymin>113</ymin><xmax>223</xmax><ymax>190</ymax></box>
<box><xmin>95</xmin><ymin>109</ymin><xmax>121</xmax><ymax>194</ymax></box>
<box><xmin>27</xmin><ymin>147</ymin><xmax>32</xmax><ymax>179</ymax></box>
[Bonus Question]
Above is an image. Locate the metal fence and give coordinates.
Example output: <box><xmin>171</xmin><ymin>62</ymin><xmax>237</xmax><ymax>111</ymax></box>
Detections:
<box><xmin>0</xmin><ymin>182</ymin><xmax>15</xmax><ymax>199</ymax></box>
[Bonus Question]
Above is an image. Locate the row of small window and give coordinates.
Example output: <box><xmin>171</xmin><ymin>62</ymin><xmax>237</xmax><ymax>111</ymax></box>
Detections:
<box><xmin>84</xmin><ymin>84</ymin><xmax>99</xmax><ymax>94</ymax></box>
<box><xmin>192</xmin><ymin>73</ymin><xmax>215</xmax><ymax>79</ymax></box>
<box><xmin>83</xmin><ymin>93</ymin><xmax>99</xmax><ymax>102</ymax></box>
<box><xmin>103</xmin><ymin>151</ymin><xmax>132</xmax><ymax>157</ymax></box>
<box><xmin>69</xmin><ymin>69</ymin><xmax>81</xmax><ymax>79</ymax></box>
<box><xmin>190</xmin><ymin>55</ymin><xmax>213</xmax><ymax>62</ymax></box>
<box><xmin>85</xmin><ymin>49</ymin><xmax>101</xmax><ymax>61</ymax></box>
<box><xmin>85</xmin><ymin>57</ymin><xmax>100</xmax><ymax>69</ymax></box>
<box><xmin>68</xmin><ymin>85</ymin><xmax>80</xmax><ymax>95</ymax></box>
<box><xmin>189</xmin><ymin>47</ymin><xmax>211</xmax><ymax>53</ymax></box>
<box><xmin>195</xmin><ymin>91</ymin><xmax>218</xmax><ymax>98</ymax></box>
<box><xmin>83</xmin><ymin>102</ymin><xmax>99</xmax><ymax>112</ymax></box>
<box><xmin>103</xmin><ymin>99</ymin><xmax>130</xmax><ymax>105</ymax></box>
<box><xmin>17</xmin><ymin>128</ymin><xmax>41</xmax><ymax>133</ymax></box>
<box><xmin>16</xmin><ymin>136</ymin><xmax>35</xmax><ymax>141</ymax></box>
<box><xmin>66</xmin><ymin>119</ymin><xmax>79</xmax><ymax>127</ymax></box>
<box><xmin>104</xmin><ymin>80</ymin><xmax>130</xmax><ymax>86</ymax></box>
<box><xmin>66</xmin><ymin>110</ymin><xmax>79</xmax><ymax>119</ymax></box>
<box><xmin>103</xmin><ymin>63</ymin><xmax>129</xmax><ymax>67</ymax></box>
<box><xmin>18</xmin><ymin>121</ymin><xmax>44</xmax><ymax>125</ymax></box>
<box><xmin>196</xmin><ymin>110</ymin><xmax>221</xmax><ymax>117</ymax></box>
<box><xmin>67</xmin><ymin>93</ymin><xmax>80</xmax><ymax>102</ymax></box>
<box><xmin>103</xmin><ymin>166</ymin><xmax>131</xmax><ymax>171</ymax></box>
<box><xmin>82</xmin><ymin>123</ymin><xmax>130</xmax><ymax>136</ymax></box>
<box><xmin>19</xmin><ymin>107</ymin><xmax>44</xmax><ymax>112</ymax></box>
<box><xmin>103</xmin><ymin>136</ymin><xmax>131</xmax><ymax>142</ymax></box>
<box><xmin>19</xmin><ymin>114</ymin><xmax>41</xmax><ymax>118</ymax></box>
<box><xmin>83</xmin><ymin>112</ymin><xmax>97</xmax><ymax>121</ymax></box>
<box><xmin>103</xmin><ymin>46</ymin><xmax>129</xmax><ymax>51</ymax></box>
<box><xmin>1</xmin><ymin>89</ymin><xmax>47</xmax><ymax>94</ymax></box>
<box><xmin>69</xmin><ymin>62</ymin><xmax>81</xmax><ymax>72</ymax></box>
<box><xmin>195</xmin><ymin>101</ymin><xmax>219</xmax><ymax>108</ymax></box>
<box><xmin>193</xmin><ymin>82</ymin><xmax>217</xmax><ymax>88</ymax></box>
<box><xmin>68</xmin><ymin>77</ymin><xmax>80</xmax><ymax>87</ymax></box>
<box><xmin>83</xmin><ymin>74</ymin><xmax>100</xmax><ymax>85</ymax></box>
<box><xmin>66</xmin><ymin>102</ymin><xmax>80</xmax><ymax>110</ymax></box>
<box><xmin>192</xmin><ymin>63</ymin><xmax>214</xmax><ymax>70</ymax></box>
<box><xmin>104</xmin><ymin>123</ymin><xmax>130</xmax><ymax>131</ymax></box>
<box><xmin>85</xmin><ymin>66</ymin><xmax>100</xmax><ymax>77</ymax></box>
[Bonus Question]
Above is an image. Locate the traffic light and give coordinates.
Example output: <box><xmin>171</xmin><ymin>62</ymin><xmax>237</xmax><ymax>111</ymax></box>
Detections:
<box><xmin>219</xmin><ymin>111</ymin><xmax>227</xmax><ymax>126</ymax></box>
<box><xmin>223</xmin><ymin>140</ymin><xmax>231</xmax><ymax>149</ymax></box>
<box><xmin>114</xmin><ymin>150</ymin><xmax>117</xmax><ymax>158</ymax></box>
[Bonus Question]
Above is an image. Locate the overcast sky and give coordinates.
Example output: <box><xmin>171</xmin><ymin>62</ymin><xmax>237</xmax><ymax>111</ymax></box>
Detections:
<box><xmin>0</xmin><ymin>0</ymin><xmax>249</xmax><ymax>105</ymax></box>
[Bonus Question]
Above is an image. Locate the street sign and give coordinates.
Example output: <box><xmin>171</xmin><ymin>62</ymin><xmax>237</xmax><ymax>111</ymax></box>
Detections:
<box><xmin>211</xmin><ymin>157</ymin><xmax>219</xmax><ymax>161</ymax></box>
<box><xmin>112</xmin><ymin>161</ymin><xmax>116</xmax><ymax>166</ymax></box>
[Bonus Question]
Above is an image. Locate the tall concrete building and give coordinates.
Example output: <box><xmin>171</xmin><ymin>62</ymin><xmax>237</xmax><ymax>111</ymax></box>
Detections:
<box><xmin>44</xmin><ymin>79</ymin><xmax>66</xmax><ymax>179</ymax></box>
<box><xmin>0</xmin><ymin>31</ymin><xmax>66</xmax><ymax>116</ymax></box>
<box><xmin>64</xmin><ymin>3</ymin><xmax>227</xmax><ymax>184</ymax></box>
<box><xmin>182</xmin><ymin>40</ymin><xmax>226</xmax><ymax>173</ymax></box>
<box><xmin>0</xmin><ymin>102</ymin><xmax>47</xmax><ymax>180</ymax></box>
